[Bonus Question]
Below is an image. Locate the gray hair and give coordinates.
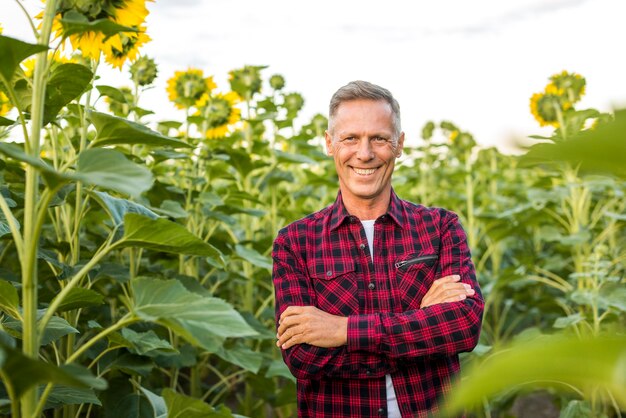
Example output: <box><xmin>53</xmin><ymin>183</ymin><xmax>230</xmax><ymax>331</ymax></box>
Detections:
<box><xmin>328</xmin><ymin>80</ymin><xmax>401</xmax><ymax>139</ymax></box>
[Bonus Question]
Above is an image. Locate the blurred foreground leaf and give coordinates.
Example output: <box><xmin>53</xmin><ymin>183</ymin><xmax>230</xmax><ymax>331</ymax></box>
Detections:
<box><xmin>520</xmin><ymin>109</ymin><xmax>626</xmax><ymax>179</ymax></box>
<box><xmin>443</xmin><ymin>334</ymin><xmax>626</xmax><ymax>415</ymax></box>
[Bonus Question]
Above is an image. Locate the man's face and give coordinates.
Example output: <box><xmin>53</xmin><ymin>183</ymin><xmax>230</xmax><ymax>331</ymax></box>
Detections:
<box><xmin>325</xmin><ymin>99</ymin><xmax>404</xmax><ymax>206</ymax></box>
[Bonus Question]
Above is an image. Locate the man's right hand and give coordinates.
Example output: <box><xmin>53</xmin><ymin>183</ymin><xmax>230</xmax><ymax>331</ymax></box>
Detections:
<box><xmin>420</xmin><ymin>274</ymin><xmax>475</xmax><ymax>308</ymax></box>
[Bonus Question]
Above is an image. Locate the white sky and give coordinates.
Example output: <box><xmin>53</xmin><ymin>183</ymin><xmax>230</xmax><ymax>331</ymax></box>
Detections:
<box><xmin>3</xmin><ymin>0</ymin><xmax>626</xmax><ymax>152</ymax></box>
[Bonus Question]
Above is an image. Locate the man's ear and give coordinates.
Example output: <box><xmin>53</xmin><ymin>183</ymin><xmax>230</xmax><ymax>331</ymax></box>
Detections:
<box><xmin>325</xmin><ymin>131</ymin><xmax>334</xmax><ymax>156</ymax></box>
<box><xmin>396</xmin><ymin>132</ymin><xmax>405</xmax><ymax>158</ymax></box>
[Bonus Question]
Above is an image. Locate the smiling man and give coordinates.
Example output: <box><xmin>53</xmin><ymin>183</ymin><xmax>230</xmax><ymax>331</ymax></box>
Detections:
<box><xmin>272</xmin><ymin>81</ymin><xmax>484</xmax><ymax>418</ymax></box>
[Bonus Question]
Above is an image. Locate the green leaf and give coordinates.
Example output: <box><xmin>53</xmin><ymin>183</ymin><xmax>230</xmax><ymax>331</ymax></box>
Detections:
<box><xmin>0</xmin><ymin>279</ymin><xmax>20</xmax><ymax>318</ymax></box>
<box><xmin>90</xmin><ymin>111</ymin><xmax>192</xmax><ymax>148</ymax></box>
<box><xmin>44</xmin><ymin>63</ymin><xmax>93</xmax><ymax>125</ymax></box>
<box><xmin>600</xmin><ymin>283</ymin><xmax>626</xmax><ymax>312</ymax></box>
<box><xmin>0</xmin><ymin>35</ymin><xmax>47</xmax><ymax>83</ymax></box>
<box><xmin>118</xmin><ymin>213</ymin><xmax>224</xmax><ymax>263</ymax></box>
<box><xmin>234</xmin><ymin>244</ymin><xmax>272</xmax><ymax>271</ymax></box>
<box><xmin>75</xmin><ymin>148</ymin><xmax>154</xmax><ymax>197</ymax></box>
<box><xmin>0</xmin><ymin>116</ymin><xmax>14</xmax><ymax>126</ymax></box>
<box><xmin>89</xmin><ymin>190</ymin><xmax>159</xmax><ymax>229</ymax></box>
<box><xmin>0</xmin><ymin>142</ymin><xmax>67</xmax><ymax>188</ymax></box>
<box><xmin>162</xmin><ymin>388</ymin><xmax>235</xmax><ymax>418</ymax></box>
<box><xmin>139</xmin><ymin>386</ymin><xmax>167</xmax><ymax>418</ymax></box>
<box><xmin>274</xmin><ymin>149</ymin><xmax>317</xmax><ymax>165</ymax></box>
<box><xmin>2</xmin><ymin>315</ymin><xmax>79</xmax><ymax>345</ymax></box>
<box><xmin>131</xmin><ymin>278</ymin><xmax>257</xmax><ymax>353</ymax></box>
<box><xmin>553</xmin><ymin>313</ymin><xmax>583</xmax><ymax>329</ymax></box>
<box><xmin>96</xmin><ymin>85</ymin><xmax>129</xmax><ymax>103</ymax></box>
<box><xmin>560</xmin><ymin>400</ymin><xmax>593</xmax><ymax>418</ymax></box>
<box><xmin>520</xmin><ymin>108</ymin><xmax>626</xmax><ymax>179</ymax></box>
<box><xmin>215</xmin><ymin>343</ymin><xmax>263</xmax><ymax>374</ymax></box>
<box><xmin>442</xmin><ymin>335</ymin><xmax>626</xmax><ymax>414</ymax></box>
<box><xmin>108</xmin><ymin>393</ymin><xmax>154</xmax><ymax>418</ymax></box>
<box><xmin>121</xmin><ymin>328</ymin><xmax>178</xmax><ymax>357</ymax></box>
<box><xmin>59</xmin><ymin>10</ymin><xmax>137</xmax><ymax>38</ymax></box>
<box><xmin>51</xmin><ymin>287</ymin><xmax>104</xmax><ymax>313</ymax></box>
<box><xmin>265</xmin><ymin>359</ymin><xmax>295</xmax><ymax>381</ymax></box>
<box><xmin>154</xmin><ymin>200</ymin><xmax>188</xmax><ymax>219</ymax></box>
<box><xmin>0</xmin><ymin>342</ymin><xmax>98</xmax><ymax>399</ymax></box>
<box><xmin>45</xmin><ymin>385</ymin><xmax>102</xmax><ymax>409</ymax></box>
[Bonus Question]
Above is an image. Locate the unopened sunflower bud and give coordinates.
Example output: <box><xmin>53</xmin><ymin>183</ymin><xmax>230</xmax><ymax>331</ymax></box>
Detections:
<box><xmin>130</xmin><ymin>56</ymin><xmax>158</xmax><ymax>86</ymax></box>
<box><xmin>270</xmin><ymin>74</ymin><xmax>285</xmax><ymax>90</ymax></box>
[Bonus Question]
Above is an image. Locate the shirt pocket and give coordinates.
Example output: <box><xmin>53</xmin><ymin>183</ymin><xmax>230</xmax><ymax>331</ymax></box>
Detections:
<box><xmin>308</xmin><ymin>260</ymin><xmax>360</xmax><ymax>316</ymax></box>
<box><xmin>394</xmin><ymin>253</ymin><xmax>439</xmax><ymax>310</ymax></box>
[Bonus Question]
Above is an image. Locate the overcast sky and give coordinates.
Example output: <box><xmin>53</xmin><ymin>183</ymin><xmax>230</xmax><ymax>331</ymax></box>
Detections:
<box><xmin>4</xmin><ymin>0</ymin><xmax>626</xmax><ymax>152</ymax></box>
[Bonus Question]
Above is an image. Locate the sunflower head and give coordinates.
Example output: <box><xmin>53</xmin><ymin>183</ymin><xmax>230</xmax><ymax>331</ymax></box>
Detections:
<box><xmin>229</xmin><ymin>65</ymin><xmax>264</xmax><ymax>100</ymax></box>
<box><xmin>549</xmin><ymin>70</ymin><xmax>586</xmax><ymax>105</ymax></box>
<box><xmin>269</xmin><ymin>74</ymin><xmax>285</xmax><ymax>90</ymax></box>
<box><xmin>21</xmin><ymin>51</ymin><xmax>75</xmax><ymax>78</ymax></box>
<box><xmin>283</xmin><ymin>92</ymin><xmax>305</xmax><ymax>119</ymax></box>
<box><xmin>166</xmin><ymin>69</ymin><xmax>216</xmax><ymax>109</ymax></box>
<box><xmin>129</xmin><ymin>55</ymin><xmax>158</xmax><ymax>86</ymax></box>
<box><xmin>196</xmin><ymin>91</ymin><xmax>241</xmax><ymax>139</ymax></box>
<box><xmin>530</xmin><ymin>90</ymin><xmax>565</xmax><ymax>128</ymax></box>
<box><xmin>0</xmin><ymin>90</ymin><xmax>13</xmax><ymax>116</ymax></box>
<box><xmin>103</xmin><ymin>29</ymin><xmax>150</xmax><ymax>69</ymax></box>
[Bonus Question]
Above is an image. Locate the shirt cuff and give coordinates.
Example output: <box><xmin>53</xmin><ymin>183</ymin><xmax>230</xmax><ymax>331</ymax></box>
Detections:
<box><xmin>347</xmin><ymin>313</ymin><xmax>382</xmax><ymax>353</ymax></box>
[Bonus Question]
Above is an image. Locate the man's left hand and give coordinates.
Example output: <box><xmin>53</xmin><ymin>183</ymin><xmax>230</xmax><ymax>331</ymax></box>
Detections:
<box><xmin>276</xmin><ymin>306</ymin><xmax>348</xmax><ymax>350</ymax></box>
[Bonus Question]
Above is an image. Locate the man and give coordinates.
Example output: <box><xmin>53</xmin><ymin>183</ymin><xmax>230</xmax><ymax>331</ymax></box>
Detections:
<box><xmin>272</xmin><ymin>81</ymin><xmax>483</xmax><ymax>417</ymax></box>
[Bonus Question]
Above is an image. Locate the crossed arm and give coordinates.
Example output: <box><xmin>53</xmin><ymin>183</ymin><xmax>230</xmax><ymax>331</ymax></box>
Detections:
<box><xmin>276</xmin><ymin>274</ymin><xmax>475</xmax><ymax>349</ymax></box>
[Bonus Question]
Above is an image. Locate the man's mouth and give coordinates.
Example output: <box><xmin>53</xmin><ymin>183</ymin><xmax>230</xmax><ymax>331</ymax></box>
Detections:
<box><xmin>352</xmin><ymin>167</ymin><xmax>377</xmax><ymax>175</ymax></box>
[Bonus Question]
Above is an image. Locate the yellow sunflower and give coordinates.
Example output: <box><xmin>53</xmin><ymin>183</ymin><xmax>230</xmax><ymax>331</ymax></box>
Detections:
<box><xmin>530</xmin><ymin>86</ymin><xmax>566</xmax><ymax>128</ymax></box>
<box><xmin>196</xmin><ymin>92</ymin><xmax>241</xmax><ymax>139</ymax></box>
<box><xmin>113</xmin><ymin>0</ymin><xmax>152</xmax><ymax>27</ymax></box>
<box><xmin>0</xmin><ymin>91</ymin><xmax>13</xmax><ymax>116</ymax></box>
<box><xmin>103</xmin><ymin>29</ymin><xmax>150</xmax><ymax>69</ymax></box>
<box><xmin>166</xmin><ymin>69</ymin><xmax>217</xmax><ymax>109</ymax></box>
<box><xmin>548</xmin><ymin>70</ymin><xmax>586</xmax><ymax>106</ymax></box>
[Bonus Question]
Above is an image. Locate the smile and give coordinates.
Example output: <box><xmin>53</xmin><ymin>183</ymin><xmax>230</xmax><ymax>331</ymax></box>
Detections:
<box><xmin>352</xmin><ymin>167</ymin><xmax>377</xmax><ymax>175</ymax></box>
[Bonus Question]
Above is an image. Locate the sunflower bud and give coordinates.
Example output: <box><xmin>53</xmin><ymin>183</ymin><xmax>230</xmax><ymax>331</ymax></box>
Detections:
<box><xmin>130</xmin><ymin>55</ymin><xmax>158</xmax><ymax>86</ymax></box>
<box><xmin>229</xmin><ymin>65</ymin><xmax>264</xmax><ymax>99</ymax></box>
<box><xmin>283</xmin><ymin>92</ymin><xmax>304</xmax><ymax>119</ymax></box>
<box><xmin>269</xmin><ymin>74</ymin><xmax>285</xmax><ymax>90</ymax></box>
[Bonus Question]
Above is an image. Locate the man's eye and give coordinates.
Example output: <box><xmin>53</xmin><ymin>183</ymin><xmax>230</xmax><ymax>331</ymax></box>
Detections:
<box><xmin>342</xmin><ymin>137</ymin><xmax>356</xmax><ymax>142</ymax></box>
<box><xmin>373</xmin><ymin>136</ymin><xmax>388</xmax><ymax>143</ymax></box>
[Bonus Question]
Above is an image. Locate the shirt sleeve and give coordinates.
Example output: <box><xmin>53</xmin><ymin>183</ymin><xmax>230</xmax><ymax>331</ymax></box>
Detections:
<box><xmin>346</xmin><ymin>210</ymin><xmax>484</xmax><ymax>359</ymax></box>
<box><xmin>272</xmin><ymin>230</ymin><xmax>391</xmax><ymax>380</ymax></box>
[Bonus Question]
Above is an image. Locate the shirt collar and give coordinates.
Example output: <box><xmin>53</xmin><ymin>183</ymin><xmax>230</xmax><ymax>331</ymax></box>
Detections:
<box><xmin>329</xmin><ymin>188</ymin><xmax>407</xmax><ymax>231</ymax></box>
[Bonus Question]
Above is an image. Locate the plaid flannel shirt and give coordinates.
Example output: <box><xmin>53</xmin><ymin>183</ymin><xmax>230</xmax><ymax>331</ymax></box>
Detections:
<box><xmin>272</xmin><ymin>190</ymin><xmax>483</xmax><ymax>417</ymax></box>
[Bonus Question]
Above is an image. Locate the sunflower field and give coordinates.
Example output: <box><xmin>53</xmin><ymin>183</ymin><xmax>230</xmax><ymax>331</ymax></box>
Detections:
<box><xmin>0</xmin><ymin>2</ymin><xmax>625</xmax><ymax>418</ymax></box>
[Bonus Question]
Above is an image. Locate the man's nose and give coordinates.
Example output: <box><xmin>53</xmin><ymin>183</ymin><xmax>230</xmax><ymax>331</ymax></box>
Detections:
<box><xmin>356</xmin><ymin>139</ymin><xmax>374</xmax><ymax>160</ymax></box>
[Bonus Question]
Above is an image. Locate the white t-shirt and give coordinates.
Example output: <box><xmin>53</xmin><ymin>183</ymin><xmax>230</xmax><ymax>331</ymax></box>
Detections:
<box><xmin>361</xmin><ymin>220</ymin><xmax>401</xmax><ymax>418</ymax></box>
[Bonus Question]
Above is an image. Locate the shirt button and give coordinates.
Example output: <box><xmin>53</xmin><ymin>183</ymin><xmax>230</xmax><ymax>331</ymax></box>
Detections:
<box><xmin>359</xmin><ymin>243</ymin><xmax>366</xmax><ymax>250</ymax></box>
<box><xmin>326</xmin><ymin>270</ymin><xmax>332</xmax><ymax>277</ymax></box>
<box><xmin>380</xmin><ymin>215</ymin><xmax>386</xmax><ymax>220</ymax></box>
<box><xmin>365</xmin><ymin>369</ymin><xmax>372</xmax><ymax>376</ymax></box>
<box><xmin>378</xmin><ymin>407</ymin><xmax>385</xmax><ymax>415</ymax></box>
<box><xmin>368</xmin><ymin>282</ymin><xmax>375</xmax><ymax>290</ymax></box>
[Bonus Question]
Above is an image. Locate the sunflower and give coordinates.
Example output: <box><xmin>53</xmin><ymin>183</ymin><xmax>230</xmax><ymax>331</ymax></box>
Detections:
<box><xmin>166</xmin><ymin>69</ymin><xmax>216</xmax><ymax>109</ymax></box>
<box><xmin>229</xmin><ymin>65</ymin><xmax>264</xmax><ymax>99</ymax></box>
<box><xmin>548</xmin><ymin>70</ymin><xmax>586</xmax><ymax>106</ymax></box>
<box><xmin>129</xmin><ymin>55</ymin><xmax>158</xmax><ymax>86</ymax></box>
<box><xmin>0</xmin><ymin>91</ymin><xmax>12</xmax><ymax>116</ymax></box>
<box><xmin>196</xmin><ymin>92</ymin><xmax>241</xmax><ymax>139</ymax></box>
<box><xmin>103</xmin><ymin>29</ymin><xmax>150</xmax><ymax>69</ymax></box>
<box><xmin>530</xmin><ymin>85</ymin><xmax>567</xmax><ymax>128</ymax></box>
<box><xmin>42</xmin><ymin>0</ymin><xmax>152</xmax><ymax>66</ymax></box>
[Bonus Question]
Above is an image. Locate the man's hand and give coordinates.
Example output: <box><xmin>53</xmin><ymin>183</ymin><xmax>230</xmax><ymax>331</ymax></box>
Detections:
<box><xmin>420</xmin><ymin>274</ymin><xmax>475</xmax><ymax>308</ymax></box>
<box><xmin>276</xmin><ymin>306</ymin><xmax>348</xmax><ymax>350</ymax></box>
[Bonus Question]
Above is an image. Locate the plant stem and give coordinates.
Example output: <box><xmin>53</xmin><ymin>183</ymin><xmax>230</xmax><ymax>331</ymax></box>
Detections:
<box><xmin>20</xmin><ymin>1</ymin><xmax>57</xmax><ymax>417</ymax></box>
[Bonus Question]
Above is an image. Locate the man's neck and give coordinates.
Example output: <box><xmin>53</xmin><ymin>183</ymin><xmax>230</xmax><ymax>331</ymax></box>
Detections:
<box><xmin>341</xmin><ymin>189</ymin><xmax>391</xmax><ymax>220</ymax></box>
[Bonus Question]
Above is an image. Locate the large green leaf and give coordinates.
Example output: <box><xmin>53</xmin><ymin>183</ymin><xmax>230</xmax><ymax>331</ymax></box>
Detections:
<box><xmin>90</xmin><ymin>111</ymin><xmax>191</xmax><ymax>148</ymax></box>
<box><xmin>131</xmin><ymin>278</ymin><xmax>257</xmax><ymax>353</ymax></box>
<box><xmin>0</xmin><ymin>142</ymin><xmax>66</xmax><ymax>188</ymax></box>
<box><xmin>0</xmin><ymin>35</ymin><xmax>47</xmax><ymax>83</ymax></box>
<box><xmin>117</xmin><ymin>213</ymin><xmax>224</xmax><ymax>263</ymax></box>
<box><xmin>0</xmin><ymin>279</ymin><xmax>20</xmax><ymax>318</ymax></box>
<box><xmin>0</xmin><ymin>342</ymin><xmax>101</xmax><ymax>399</ymax></box>
<box><xmin>442</xmin><ymin>335</ymin><xmax>626</xmax><ymax>414</ymax></box>
<box><xmin>75</xmin><ymin>148</ymin><xmax>154</xmax><ymax>197</ymax></box>
<box><xmin>44</xmin><ymin>63</ymin><xmax>93</xmax><ymax>125</ymax></box>
<box><xmin>519</xmin><ymin>109</ymin><xmax>626</xmax><ymax>179</ymax></box>
<box><xmin>215</xmin><ymin>343</ymin><xmax>263</xmax><ymax>374</ymax></box>
<box><xmin>89</xmin><ymin>190</ymin><xmax>159</xmax><ymax>228</ymax></box>
<box><xmin>234</xmin><ymin>244</ymin><xmax>272</xmax><ymax>271</ymax></box>
<box><xmin>0</xmin><ymin>116</ymin><xmax>14</xmax><ymax>127</ymax></box>
<box><xmin>139</xmin><ymin>386</ymin><xmax>167</xmax><ymax>418</ymax></box>
<box><xmin>45</xmin><ymin>385</ymin><xmax>101</xmax><ymax>409</ymax></box>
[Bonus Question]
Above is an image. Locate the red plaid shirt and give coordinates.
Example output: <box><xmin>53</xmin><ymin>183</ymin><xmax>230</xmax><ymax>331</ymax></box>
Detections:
<box><xmin>272</xmin><ymin>190</ymin><xmax>483</xmax><ymax>417</ymax></box>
